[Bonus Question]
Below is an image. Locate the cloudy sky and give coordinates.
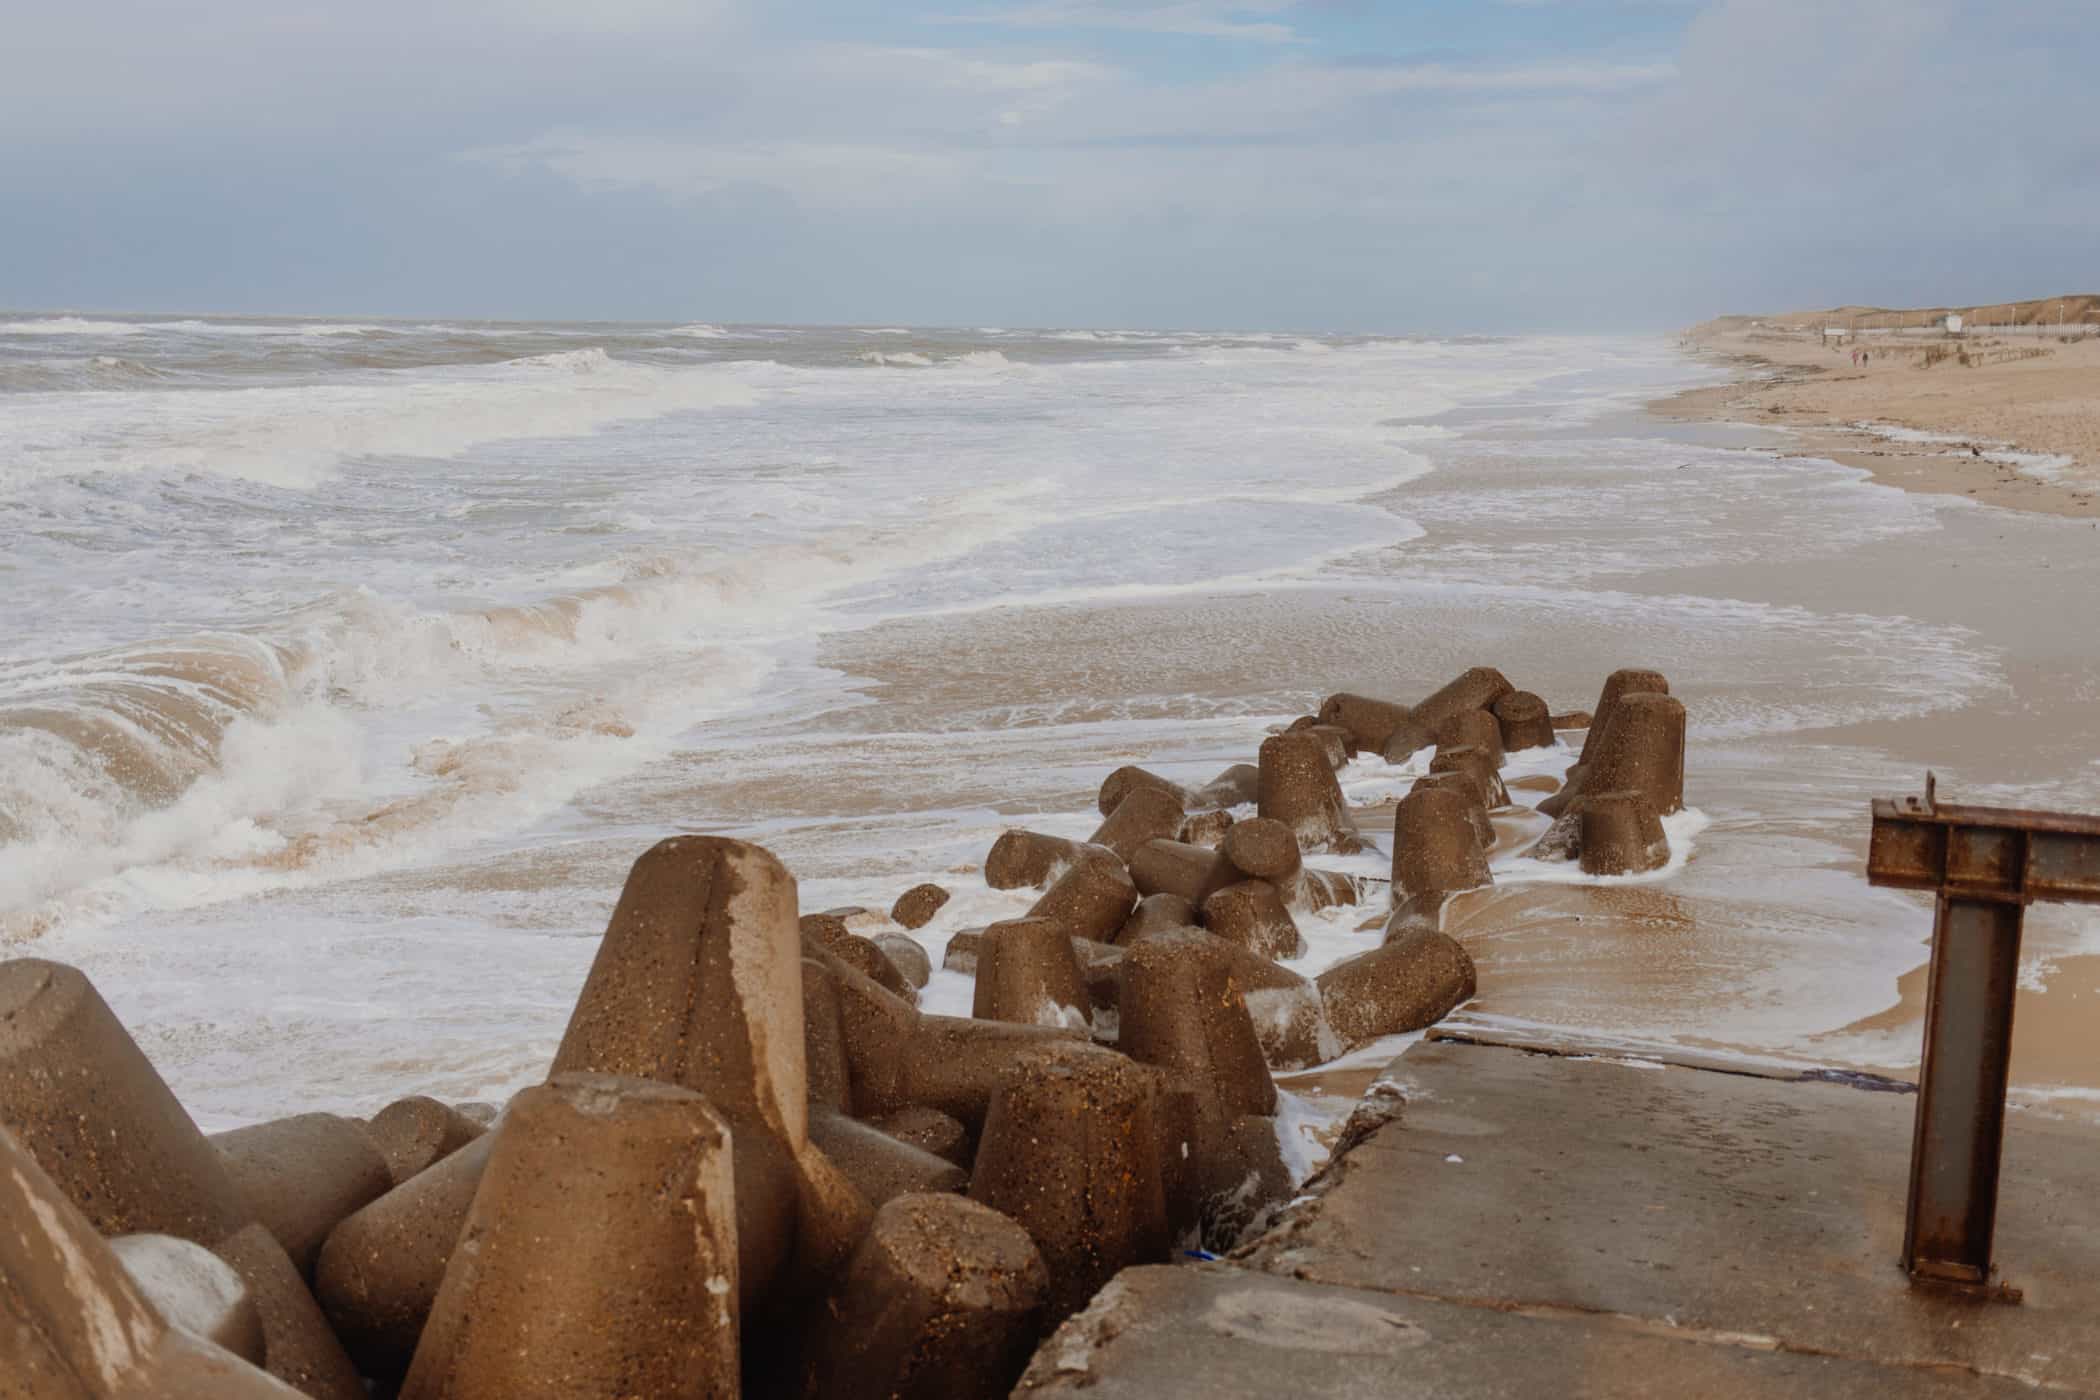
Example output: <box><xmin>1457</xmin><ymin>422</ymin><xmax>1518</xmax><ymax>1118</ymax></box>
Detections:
<box><xmin>4</xmin><ymin>0</ymin><xmax>2093</xmax><ymax>329</ymax></box>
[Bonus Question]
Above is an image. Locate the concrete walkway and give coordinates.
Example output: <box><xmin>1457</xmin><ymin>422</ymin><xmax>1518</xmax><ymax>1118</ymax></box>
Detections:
<box><xmin>1017</xmin><ymin>1037</ymin><xmax>2100</xmax><ymax>1396</ymax></box>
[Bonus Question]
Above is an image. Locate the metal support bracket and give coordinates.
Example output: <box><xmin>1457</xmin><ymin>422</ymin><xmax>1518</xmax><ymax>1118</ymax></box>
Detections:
<box><xmin>1867</xmin><ymin>774</ymin><xmax>2100</xmax><ymax>1299</ymax></box>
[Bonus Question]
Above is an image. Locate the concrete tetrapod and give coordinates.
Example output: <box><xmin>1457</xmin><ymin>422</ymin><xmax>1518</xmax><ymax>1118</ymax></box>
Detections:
<box><xmin>804</xmin><ymin>956</ymin><xmax>854</xmax><ymax>1115</ymax></box>
<box><xmin>872</xmin><ymin>933</ymin><xmax>933</xmax><ymax>991</ymax></box>
<box><xmin>552</xmin><ymin>835</ymin><xmax>808</xmax><ymax>1152</ymax></box>
<box><xmin>109</xmin><ymin>1234</ymin><xmax>266</xmax><ymax>1366</ymax></box>
<box><xmin>1127</xmin><ymin>839</ymin><xmax>1218</xmax><ymax>904</ymax></box>
<box><xmin>970</xmin><ymin>1042</ymin><xmax>1170</xmax><ymax>1323</ymax></box>
<box><xmin>1096</xmin><ymin>766</ymin><xmax>1190</xmax><ymax>819</ymax></box>
<box><xmin>1582</xmin><ymin>691</ymin><xmax>1686</xmax><ymax>817</ymax></box>
<box><xmin>1493</xmin><ymin>689</ymin><xmax>1556</xmax><ymax>752</ymax></box>
<box><xmin>1116</xmin><ymin>933</ymin><xmax>1277</xmax><ymax>1129</ymax></box>
<box><xmin>1410</xmin><ymin>666</ymin><xmax>1516</xmax><ymax>739</ymax></box>
<box><xmin>1256</xmin><ymin>732</ymin><xmax>1362</xmax><ymax>854</ymax></box>
<box><xmin>0</xmin><ymin>958</ymin><xmax>363</xmax><ymax>1400</ymax></box>
<box><xmin>1199</xmin><ymin>881</ymin><xmax>1304</xmax><ymax>962</ymax></box>
<box><xmin>1220</xmin><ymin>817</ymin><xmax>1357</xmax><ymax>913</ymax></box>
<box><xmin>1391</xmin><ymin>786</ymin><xmax>1493</xmax><ymax>914</ymax></box>
<box><xmin>796</xmin><ymin>1193</ymin><xmax>1049</xmax><ymax>1400</ymax></box>
<box><xmin>1316</xmin><ymin>931</ymin><xmax>1477</xmax><ymax>1050</ymax></box>
<box><xmin>1190</xmin><ymin>764</ymin><xmax>1262</xmax><ymax>811</ymax></box>
<box><xmin>1</xmin><ymin>1124</ymin><xmax>307</xmax><ymax>1400</ymax></box>
<box><xmin>1579</xmin><ymin>667</ymin><xmax>1671</xmax><ymax>768</ymax></box>
<box><xmin>1429</xmin><ymin>743</ymin><xmax>1509</xmax><ymax>809</ymax></box>
<box><xmin>869</xmin><ymin>1106</ymin><xmax>971</xmax><ymax>1168</ymax></box>
<box><xmin>832</xmin><ymin>932</ymin><xmax>920</xmax><ymax>1005</ymax></box>
<box><xmin>1317</xmin><ymin>692</ymin><xmax>1413</xmax><ymax>754</ymax></box>
<box><xmin>941</xmin><ymin>930</ymin><xmax>984</xmax><ymax>976</ymax></box>
<box><xmin>1409</xmin><ymin>772</ymin><xmax>1495</xmax><ymax>853</ymax></box>
<box><xmin>1542</xmin><ymin>667</ymin><xmax>1670</xmax><ymax>817</ymax></box>
<box><xmin>972</xmin><ymin>917</ymin><xmax>1091</xmax><ymax>1030</ymax></box>
<box><xmin>1535</xmin><ymin>692</ymin><xmax>1687</xmax><ymax>860</ymax></box>
<box><xmin>1436</xmin><ymin>708</ymin><xmax>1505</xmax><ymax>770</ymax></box>
<box><xmin>364</xmin><ymin>1097</ymin><xmax>486</xmax><ymax>1189</ymax></box>
<box><xmin>400</xmin><ymin>1075</ymin><xmax>740</xmax><ymax>1400</ymax></box>
<box><xmin>313</xmin><ymin>1133</ymin><xmax>496</xmax><ymax>1383</ymax></box>
<box><xmin>985</xmin><ymin>831</ymin><xmax>1083</xmax><ymax>891</ymax></box>
<box><xmin>552</xmin><ymin>837</ymin><xmax>878</xmax><ymax>1305</ymax></box>
<box><xmin>1024</xmin><ymin>845</ymin><xmax>1138</xmax><ymax>943</ymax></box>
<box><xmin>211</xmin><ymin>1114</ymin><xmax>393</xmax><ymax>1277</ymax></box>
<box><xmin>1579</xmin><ymin>790</ymin><xmax>1671</xmax><ymax>876</ymax></box>
<box><xmin>1177</xmin><ymin>808</ymin><xmax>1235</xmax><ymax>847</ymax></box>
<box><xmin>1114</xmin><ymin>892</ymin><xmax>1198</xmax><ymax>945</ymax></box>
<box><xmin>1088</xmin><ymin>786</ymin><xmax>1187</xmax><ymax>863</ymax></box>
<box><xmin>808</xmin><ymin>1109</ymin><xmax>969</xmax><ymax>1208</ymax></box>
<box><xmin>898</xmin><ymin>1016</ymin><xmax>1085</xmax><ymax>1133</ymax></box>
<box><xmin>890</xmin><ymin>883</ymin><xmax>951</xmax><ymax>930</ymax></box>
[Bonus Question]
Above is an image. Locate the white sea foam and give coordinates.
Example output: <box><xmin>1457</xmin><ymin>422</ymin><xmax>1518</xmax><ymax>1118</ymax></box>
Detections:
<box><xmin>0</xmin><ymin>349</ymin><xmax>758</xmax><ymax>489</ymax></box>
<box><xmin>0</xmin><ymin>317</ymin><xmax>149</xmax><ymax>336</ymax></box>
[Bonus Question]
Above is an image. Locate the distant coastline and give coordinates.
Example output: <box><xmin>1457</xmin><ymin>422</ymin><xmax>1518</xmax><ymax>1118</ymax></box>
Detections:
<box><xmin>1653</xmin><ymin>298</ymin><xmax>2100</xmax><ymax>520</ymax></box>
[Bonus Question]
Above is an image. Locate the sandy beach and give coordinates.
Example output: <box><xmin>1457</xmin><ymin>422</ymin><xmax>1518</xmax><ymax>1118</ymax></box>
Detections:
<box><xmin>1657</xmin><ymin>312</ymin><xmax>2100</xmax><ymax>518</ymax></box>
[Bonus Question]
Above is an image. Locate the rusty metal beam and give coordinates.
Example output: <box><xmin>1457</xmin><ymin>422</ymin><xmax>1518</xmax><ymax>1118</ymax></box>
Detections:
<box><xmin>1867</xmin><ymin>776</ymin><xmax>2100</xmax><ymax>1299</ymax></box>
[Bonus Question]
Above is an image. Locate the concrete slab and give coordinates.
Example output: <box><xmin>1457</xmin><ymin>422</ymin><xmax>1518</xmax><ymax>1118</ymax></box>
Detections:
<box><xmin>1241</xmin><ymin>1039</ymin><xmax>2100</xmax><ymax>1393</ymax></box>
<box><xmin>1017</xmin><ymin>1263</ymin><xmax>2048</xmax><ymax>1399</ymax></box>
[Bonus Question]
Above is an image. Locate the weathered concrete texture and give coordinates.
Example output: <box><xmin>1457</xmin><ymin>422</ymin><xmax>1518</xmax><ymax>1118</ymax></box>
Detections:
<box><xmin>0</xmin><ymin>959</ymin><xmax>363</xmax><ymax>1400</ymax></box>
<box><xmin>1579</xmin><ymin>789</ymin><xmax>1670</xmax><ymax>876</ymax></box>
<box><xmin>1493</xmin><ymin>689</ymin><xmax>1555</xmax><ymax>752</ymax></box>
<box><xmin>973</xmin><ymin>917</ymin><xmax>1090</xmax><ymax>1029</ymax></box>
<box><xmin>552</xmin><ymin>835</ymin><xmax>808</xmax><ymax>1152</ymax></box>
<box><xmin>400</xmin><ymin>1074</ymin><xmax>739</xmax><ymax>1400</ymax></box>
<box><xmin>212</xmin><ymin>1114</ymin><xmax>392</xmax><ymax>1277</ymax></box>
<box><xmin>891</xmin><ymin>882</ymin><xmax>951</xmax><ymax>930</ymax></box>
<box><xmin>1</xmin><ymin>1125</ymin><xmax>305</xmax><ymax>1400</ymax></box>
<box><xmin>1178</xmin><ymin>808</ymin><xmax>1235</xmax><ymax>847</ymax></box>
<box><xmin>799</xmin><ymin>1193</ymin><xmax>1047</xmax><ymax>1400</ymax></box>
<box><xmin>1097</xmin><ymin>766</ymin><xmax>1190</xmax><ymax>819</ymax></box>
<box><xmin>363</xmin><ymin>1096</ymin><xmax>486</xmax><ymax>1189</ymax></box>
<box><xmin>314</xmin><ymin>1131</ymin><xmax>496</xmax><ymax>1381</ymax></box>
<box><xmin>1257</xmin><ymin>732</ymin><xmax>1362</xmax><ymax>855</ymax></box>
<box><xmin>1316</xmin><ymin>692</ymin><xmax>1411</xmax><ymax>754</ymax></box>
<box><xmin>1025</xmin><ymin>846</ymin><xmax>1138</xmax><ymax>943</ymax></box>
<box><xmin>1314</xmin><ymin>932</ymin><xmax>1475</xmax><ymax>1050</ymax></box>
<box><xmin>1088</xmin><ymin>787</ymin><xmax>1186</xmax><ymax>864</ymax></box>
<box><xmin>870</xmin><ymin>1106</ymin><xmax>971</xmax><ymax>1168</ymax></box>
<box><xmin>1200</xmin><ymin>880</ymin><xmax>1303</xmax><ymax>962</ymax></box>
<box><xmin>1238</xmin><ymin>1039</ymin><xmax>2100</xmax><ymax>1394</ymax></box>
<box><xmin>1127</xmin><ymin>839</ymin><xmax>1215</xmax><ymax>904</ymax></box>
<box><xmin>986</xmin><ymin>831</ymin><xmax>1081</xmax><ymax>891</ymax></box>
<box><xmin>809</xmin><ymin>1109</ymin><xmax>968</xmax><ymax>1207</ymax></box>
<box><xmin>110</xmin><ymin>1234</ymin><xmax>265</xmax><ymax>1366</ymax></box>
<box><xmin>971</xmin><ymin>1043</ymin><xmax>1169</xmax><ymax>1323</ymax></box>
<box><xmin>872</xmin><ymin>932</ymin><xmax>934</xmax><ymax>990</ymax></box>
<box><xmin>1014</xmin><ymin>1263</ymin><xmax>2045</xmax><ymax>1399</ymax></box>
<box><xmin>1114</xmin><ymin>892</ymin><xmax>1197</xmax><ymax>944</ymax></box>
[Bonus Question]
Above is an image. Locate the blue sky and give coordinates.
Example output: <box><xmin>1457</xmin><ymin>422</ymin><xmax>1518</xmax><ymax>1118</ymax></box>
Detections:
<box><xmin>3</xmin><ymin>0</ymin><xmax>2093</xmax><ymax>329</ymax></box>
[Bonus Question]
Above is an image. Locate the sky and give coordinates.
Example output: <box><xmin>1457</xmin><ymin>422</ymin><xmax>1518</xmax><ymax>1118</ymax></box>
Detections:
<box><xmin>2</xmin><ymin>0</ymin><xmax>2095</xmax><ymax>330</ymax></box>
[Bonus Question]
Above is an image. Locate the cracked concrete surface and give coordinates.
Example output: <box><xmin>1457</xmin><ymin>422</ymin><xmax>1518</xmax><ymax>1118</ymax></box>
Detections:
<box><xmin>1016</xmin><ymin>1039</ymin><xmax>2100</xmax><ymax>1397</ymax></box>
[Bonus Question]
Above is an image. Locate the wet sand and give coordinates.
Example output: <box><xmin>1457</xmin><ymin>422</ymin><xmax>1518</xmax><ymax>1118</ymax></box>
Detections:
<box><xmin>35</xmin><ymin>337</ymin><xmax>2100</xmax><ymax>1140</ymax></box>
<box><xmin>793</xmin><ymin>399</ymin><xmax>2100</xmax><ymax>1115</ymax></box>
<box><xmin>1657</xmin><ymin>321</ymin><xmax>2100</xmax><ymax>518</ymax></box>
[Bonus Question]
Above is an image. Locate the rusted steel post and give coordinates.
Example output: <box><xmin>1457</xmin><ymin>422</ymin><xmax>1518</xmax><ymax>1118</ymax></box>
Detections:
<box><xmin>1902</xmin><ymin>893</ymin><xmax>2022</xmax><ymax>1288</ymax></box>
<box><xmin>1867</xmin><ymin>776</ymin><xmax>2100</xmax><ymax>1298</ymax></box>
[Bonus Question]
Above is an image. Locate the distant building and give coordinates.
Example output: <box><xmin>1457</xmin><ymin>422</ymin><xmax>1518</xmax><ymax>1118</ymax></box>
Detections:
<box><xmin>1943</xmin><ymin>313</ymin><xmax>1964</xmax><ymax>334</ymax></box>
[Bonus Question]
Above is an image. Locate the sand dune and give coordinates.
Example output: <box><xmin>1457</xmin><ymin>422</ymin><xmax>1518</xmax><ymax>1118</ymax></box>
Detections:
<box><xmin>1660</xmin><ymin>308</ymin><xmax>2100</xmax><ymax>518</ymax></box>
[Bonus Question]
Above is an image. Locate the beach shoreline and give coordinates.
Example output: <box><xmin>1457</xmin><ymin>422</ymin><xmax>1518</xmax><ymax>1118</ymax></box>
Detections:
<box><xmin>1652</xmin><ymin>320</ymin><xmax>2100</xmax><ymax>519</ymax></box>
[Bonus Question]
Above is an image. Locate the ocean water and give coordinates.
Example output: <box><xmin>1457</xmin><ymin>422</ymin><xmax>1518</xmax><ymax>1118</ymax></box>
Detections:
<box><xmin>4</xmin><ymin>311</ymin><xmax>2096</xmax><ymax>1129</ymax></box>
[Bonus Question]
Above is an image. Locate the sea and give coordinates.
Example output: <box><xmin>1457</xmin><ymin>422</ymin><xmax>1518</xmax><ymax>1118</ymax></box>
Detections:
<box><xmin>4</xmin><ymin>312</ymin><xmax>2098</xmax><ymax>1133</ymax></box>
